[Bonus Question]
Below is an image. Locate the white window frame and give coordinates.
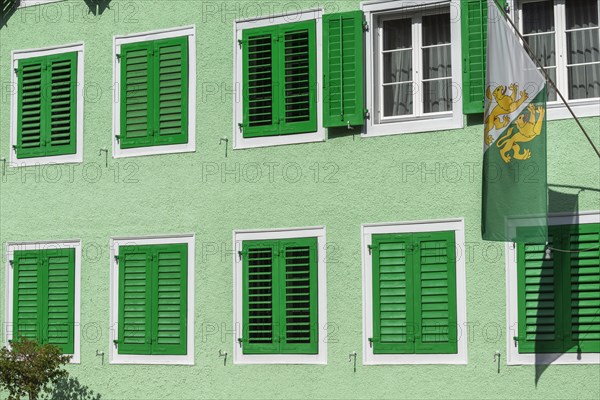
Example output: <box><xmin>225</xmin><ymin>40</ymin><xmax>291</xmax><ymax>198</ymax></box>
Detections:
<box><xmin>232</xmin><ymin>226</ymin><xmax>327</xmax><ymax>364</ymax></box>
<box><xmin>361</xmin><ymin>0</ymin><xmax>463</xmax><ymax>137</ymax></box>
<box><xmin>109</xmin><ymin>234</ymin><xmax>195</xmax><ymax>365</ymax></box>
<box><xmin>112</xmin><ymin>26</ymin><xmax>197</xmax><ymax>158</ymax></box>
<box><xmin>10</xmin><ymin>43</ymin><xmax>84</xmax><ymax>167</ymax></box>
<box><xmin>19</xmin><ymin>0</ymin><xmax>63</xmax><ymax>8</ymax></box>
<box><xmin>361</xmin><ymin>218</ymin><xmax>468</xmax><ymax>365</ymax></box>
<box><xmin>4</xmin><ymin>240</ymin><xmax>82</xmax><ymax>364</ymax></box>
<box><xmin>505</xmin><ymin>210</ymin><xmax>600</xmax><ymax>365</ymax></box>
<box><xmin>232</xmin><ymin>9</ymin><xmax>325</xmax><ymax>149</ymax></box>
<box><xmin>511</xmin><ymin>0</ymin><xmax>600</xmax><ymax>120</ymax></box>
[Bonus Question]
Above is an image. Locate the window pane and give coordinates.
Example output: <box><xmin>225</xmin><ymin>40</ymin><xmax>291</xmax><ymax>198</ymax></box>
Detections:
<box><xmin>543</xmin><ymin>67</ymin><xmax>558</xmax><ymax>101</ymax></box>
<box><xmin>566</xmin><ymin>29</ymin><xmax>600</xmax><ymax>64</ymax></box>
<box><xmin>422</xmin><ymin>13</ymin><xmax>451</xmax><ymax>46</ymax></box>
<box><xmin>423</xmin><ymin>45</ymin><xmax>451</xmax><ymax>79</ymax></box>
<box><xmin>566</xmin><ymin>0</ymin><xmax>598</xmax><ymax>30</ymax></box>
<box><xmin>383</xmin><ymin>50</ymin><xmax>412</xmax><ymax>83</ymax></box>
<box><xmin>522</xmin><ymin>1</ymin><xmax>554</xmax><ymax>34</ymax></box>
<box><xmin>383</xmin><ymin>19</ymin><xmax>411</xmax><ymax>50</ymax></box>
<box><xmin>525</xmin><ymin>34</ymin><xmax>556</xmax><ymax>67</ymax></box>
<box><xmin>568</xmin><ymin>63</ymin><xmax>600</xmax><ymax>99</ymax></box>
<box><xmin>384</xmin><ymin>83</ymin><xmax>414</xmax><ymax>116</ymax></box>
<box><xmin>423</xmin><ymin>79</ymin><xmax>453</xmax><ymax>113</ymax></box>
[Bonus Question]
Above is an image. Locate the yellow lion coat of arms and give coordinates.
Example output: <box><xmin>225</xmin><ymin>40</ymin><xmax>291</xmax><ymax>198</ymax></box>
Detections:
<box><xmin>483</xmin><ymin>83</ymin><xmax>529</xmax><ymax>145</ymax></box>
<box><xmin>496</xmin><ymin>104</ymin><xmax>545</xmax><ymax>163</ymax></box>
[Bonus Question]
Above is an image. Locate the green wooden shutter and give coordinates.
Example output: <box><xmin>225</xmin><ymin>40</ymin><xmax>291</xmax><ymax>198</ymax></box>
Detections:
<box><xmin>413</xmin><ymin>231</ymin><xmax>457</xmax><ymax>354</ymax></box>
<box><xmin>154</xmin><ymin>37</ymin><xmax>189</xmax><ymax>146</ymax></box>
<box><xmin>277</xmin><ymin>20</ymin><xmax>318</xmax><ymax>135</ymax></box>
<box><xmin>242</xmin><ymin>26</ymin><xmax>280</xmax><ymax>138</ymax></box>
<box><xmin>13</xmin><ymin>250</ymin><xmax>43</xmax><ymax>342</ymax></box>
<box><xmin>279</xmin><ymin>238</ymin><xmax>318</xmax><ymax>354</ymax></box>
<box><xmin>151</xmin><ymin>244</ymin><xmax>188</xmax><ymax>355</ymax></box>
<box><xmin>16</xmin><ymin>57</ymin><xmax>45</xmax><ymax>159</ymax></box>
<box><xmin>372</xmin><ymin>234</ymin><xmax>415</xmax><ymax>354</ymax></box>
<box><xmin>44</xmin><ymin>248</ymin><xmax>75</xmax><ymax>354</ymax></box>
<box><xmin>45</xmin><ymin>52</ymin><xmax>77</xmax><ymax>156</ymax></box>
<box><xmin>461</xmin><ymin>0</ymin><xmax>506</xmax><ymax>114</ymax></box>
<box><xmin>242</xmin><ymin>241</ymin><xmax>280</xmax><ymax>354</ymax></box>
<box><xmin>516</xmin><ymin>229</ymin><xmax>565</xmax><ymax>353</ymax></box>
<box><xmin>563</xmin><ymin>223</ymin><xmax>600</xmax><ymax>353</ymax></box>
<box><xmin>118</xmin><ymin>245</ymin><xmax>153</xmax><ymax>355</ymax></box>
<box><xmin>120</xmin><ymin>42</ymin><xmax>154</xmax><ymax>149</ymax></box>
<box><xmin>323</xmin><ymin>11</ymin><xmax>365</xmax><ymax>128</ymax></box>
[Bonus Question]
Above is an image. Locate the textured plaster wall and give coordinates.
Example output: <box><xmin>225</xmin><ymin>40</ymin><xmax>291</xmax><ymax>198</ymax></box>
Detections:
<box><xmin>0</xmin><ymin>1</ymin><xmax>599</xmax><ymax>399</ymax></box>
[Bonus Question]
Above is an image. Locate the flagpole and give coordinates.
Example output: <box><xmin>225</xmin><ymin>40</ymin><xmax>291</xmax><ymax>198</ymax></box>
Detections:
<box><xmin>491</xmin><ymin>0</ymin><xmax>600</xmax><ymax>159</ymax></box>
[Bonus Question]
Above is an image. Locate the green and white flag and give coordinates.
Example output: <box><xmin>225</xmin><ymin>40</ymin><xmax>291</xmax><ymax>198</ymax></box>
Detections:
<box><xmin>482</xmin><ymin>0</ymin><xmax>548</xmax><ymax>242</ymax></box>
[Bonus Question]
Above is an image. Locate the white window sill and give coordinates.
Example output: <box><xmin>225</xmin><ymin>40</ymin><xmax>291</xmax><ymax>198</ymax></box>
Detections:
<box><xmin>363</xmin><ymin>112</ymin><xmax>463</xmax><ymax>137</ymax></box>
<box><xmin>546</xmin><ymin>98</ymin><xmax>600</xmax><ymax>121</ymax></box>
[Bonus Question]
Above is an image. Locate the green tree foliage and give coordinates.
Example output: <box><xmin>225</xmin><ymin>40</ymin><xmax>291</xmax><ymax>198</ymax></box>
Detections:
<box><xmin>0</xmin><ymin>338</ymin><xmax>71</xmax><ymax>400</ymax></box>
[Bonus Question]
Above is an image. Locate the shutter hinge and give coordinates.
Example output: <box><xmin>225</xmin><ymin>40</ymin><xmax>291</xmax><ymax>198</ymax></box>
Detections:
<box><xmin>238</xmin><ymin>250</ymin><xmax>243</xmax><ymax>261</ymax></box>
<box><xmin>116</xmin><ymin>53</ymin><xmax>121</xmax><ymax>60</ymax></box>
<box><xmin>237</xmin><ymin>338</ymin><xmax>243</xmax><ymax>348</ymax></box>
<box><xmin>113</xmin><ymin>339</ymin><xmax>119</xmax><ymax>348</ymax></box>
<box><xmin>504</xmin><ymin>5</ymin><xmax>510</xmax><ymax>13</ymax></box>
<box><xmin>12</xmin><ymin>145</ymin><xmax>17</xmax><ymax>153</ymax></box>
<box><xmin>115</xmin><ymin>135</ymin><xmax>121</xmax><ymax>143</ymax></box>
<box><xmin>364</xmin><ymin>109</ymin><xmax>371</xmax><ymax>120</ymax></box>
<box><xmin>368</xmin><ymin>245</ymin><xmax>373</xmax><ymax>255</ymax></box>
<box><xmin>238</xmin><ymin>123</ymin><xmax>244</xmax><ymax>132</ymax></box>
<box><xmin>363</xmin><ymin>20</ymin><xmax>369</xmax><ymax>32</ymax></box>
<box><xmin>9</xmin><ymin>260</ymin><xmax>14</xmax><ymax>269</ymax></box>
<box><xmin>114</xmin><ymin>255</ymin><xmax>119</xmax><ymax>264</ymax></box>
<box><xmin>368</xmin><ymin>337</ymin><xmax>374</xmax><ymax>348</ymax></box>
<box><xmin>513</xmin><ymin>336</ymin><xmax>518</xmax><ymax>347</ymax></box>
<box><xmin>14</xmin><ymin>67</ymin><xmax>19</xmax><ymax>74</ymax></box>
<box><xmin>238</xmin><ymin>39</ymin><xmax>243</xmax><ymax>48</ymax></box>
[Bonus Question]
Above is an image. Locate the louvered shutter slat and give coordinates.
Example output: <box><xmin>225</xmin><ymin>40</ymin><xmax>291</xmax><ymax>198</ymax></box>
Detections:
<box><xmin>566</xmin><ymin>224</ymin><xmax>600</xmax><ymax>352</ymax></box>
<box><xmin>118</xmin><ymin>246</ymin><xmax>152</xmax><ymax>355</ymax></box>
<box><xmin>16</xmin><ymin>59</ymin><xmax>45</xmax><ymax>158</ymax></box>
<box><xmin>242</xmin><ymin>242</ymin><xmax>279</xmax><ymax>354</ymax></box>
<box><xmin>243</xmin><ymin>27</ymin><xmax>280</xmax><ymax>138</ymax></box>
<box><xmin>323</xmin><ymin>11</ymin><xmax>365</xmax><ymax>128</ymax></box>
<box><xmin>45</xmin><ymin>248</ymin><xmax>75</xmax><ymax>354</ymax></box>
<box><xmin>46</xmin><ymin>53</ymin><xmax>77</xmax><ymax>156</ymax></box>
<box><xmin>13</xmin><ymin>251</ymin><xmax>42</xmax><ymax>342</ymax></box>
<box><xmin>154</xmin><ymin>37</ymin><xmax>189</xmax><ymax>146</ymax></box>
<box><xmin>152</xmin><ymin>244</ymin><xmax>187</xmax><ymax>355</ymax></box>
<box><xmin>372</xmin><ymin>234</ymin><xmax>415</xmax><ymax>354</ymax></box>
<box><xmin>280</xmin><ymin>238</ymin><xmax>318</xmax><ymax>354</ymax></box>
<box><xmin>278</xmin><ymin>21</ymin><xmax>318</xmax><ymax>135</ymax></box>
<box><xmin>413</xmin><ymin>232</ymin><xmax>457</xmax><ymax>354</ymax></box>
<box><xmin>120</xmin><ymin>43</ymin><xmax>154</xmax><ymax>149</ymax></box>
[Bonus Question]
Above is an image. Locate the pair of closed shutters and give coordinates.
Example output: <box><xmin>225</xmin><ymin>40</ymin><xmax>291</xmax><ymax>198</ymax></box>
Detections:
<box><xmin>241</xmin><ymin>237</ymin><xmax>318</xmax><ymax>354</ymax></box>
<box><xmin>12</xmin><ymin>248</ymin><xmax>75</xmax><ymax>354</ymax></box>
<box><xmin>117</xmin><ymin>243</ymin><xmax>188</xmax><ymax>355</ymax></box>
<box><xmin>119</xmin><ymin>37</ymin><xmax>189</xmax><ymax>148</ymax></box>
<box><xmin>241</xmin><ymin>11</ymin><xmax>366</xmax><ymax>137</ymax></box>
<box><xmin>371</xmin><ymin>231</ymin><xmax>458</xmax><ymax>354</ymax></box>
<box><xmin>517</xmin><ymin>223</ymin><xmax>600</xmax><ymax>354</ymax></box>
<box><xmin>16</xmin><ymin>52</ymin><xmax>77</xmax><ymax>159</ymax></box>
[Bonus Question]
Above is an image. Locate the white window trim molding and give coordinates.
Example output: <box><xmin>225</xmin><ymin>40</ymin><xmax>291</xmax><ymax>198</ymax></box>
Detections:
<box><xmin>505</xmin><ymin>210</ymin><xmax>600</xmax><ymax>365</ymax></box>
<box><xmin>4</xmin><ymin>240</ymin><xmax>82</xmax><ymax>364</ymax></box>
<box><xmin>509</xmin><ymin>0</ymin><xmax>600</xmax><ymax>121</ymax></box>
<box><xmin>232</xmin><ymin>226</ymin><xmax>327</xmax><ymax>364</ymax></box>
<box><xmin>232</xmin><ymin>9</ymin><xmax>325</xmax><ymax>150</ymax></box>
<box><xmin>361</xmin><ymin>0</ymin><xmax>464</xmax><ymax>137</ymax></box>
<box><xmin>361</xmin><ymin>218</ymin><xmax>468</xmax><ymax>365</ymax></box>
<box><xmin>10</xmin><ymin>43</ymin><xmax>84</xmax><ymax>167</ymax></box>
<box><xmin>112</xmin><ymin>26</ymin><xmax>197</xmax><ymax>159</ymax></box>
<box><xmin>109</xmin><ymin>234</ymin><xmax>195</xmax><ymax>365</ymax></box>
<box><xmin>19</xmin><ymin>0</ymin><xmax>63</xmax><ymax>8</ymax></box>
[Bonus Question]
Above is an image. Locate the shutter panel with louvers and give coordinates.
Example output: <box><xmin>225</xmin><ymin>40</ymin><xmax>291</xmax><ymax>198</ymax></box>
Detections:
<box><xmin>152</xmin><ymin>244</ymin><xmax>188</xmax><ymax>355</ymax></box>
<box><xmin>242</xmin><ymin>241</ymin><xmax>280</xmax><ymax>354</ymax></box>
<box><xmin>564</xmin><ymin>223</ymin><xmax>600</xmax><ymax>353</ymax></box>
<box><xmin>120</xmin><ymin>42</ymin><xmax>154</xmax><ymax>149</ymax></box>
<box><xmin>413</xmin><ymin>231</ymin><xmax>457</xmax><ymax>354</ymax></box>
<box><xmin>279</xmin><ymin>238</ymin><xmax>318</xmax><ymax>354</ymax></box>
<box><xmin>372</xmin><ymin>234</ymin><xmax>415</xmax><ymax>354</ymax></box>
<box><xmin>118</xmin><ymin>245</ymin><xmax>153</xmax><ymax>355</ymax></box>
<box><xmin>242</xmin><ymin>26</ymin><xmax>279</xmax><ymax>138</ymax></box>
<box><xmin>45</xmin><ymin>52</ymin><xmax>77</xmax><ymax>157</ymax></box>
<box><xmin>16</xmin><ymin>58</ymin><xmax>45</xmax><ymax>158</ymax></box>
<box><xmin>461</xmin><ymin>0</ymin><xmax>507</xmax><ymax>114</ymax></box>
<box><xmin>278</xmin><ymin>21</ymin><xmax>317</xmax><ymax>136</ymax></box>
<box><xmin>154</xmin><ymin>37</ymin><xmax>189</xmax><ymax>146</ymax></box>
<box><xmin>13</xmin><ymin>250</ymin><xmax>43</xmax><ymax>342</ymax></box>
<box><xmin>517</xmin><ymin>230</ymin><xmax>565</xmax><ymax>353</ymax></box>
<box><xmin>323</xmin><ymin>11</ymin><xmax>365</xmax><ymax>128</ymax></box>
<box><xmin>44</xmin><ymin>248</ymin><xmax>75</xmax><ymax>354</ymax></box>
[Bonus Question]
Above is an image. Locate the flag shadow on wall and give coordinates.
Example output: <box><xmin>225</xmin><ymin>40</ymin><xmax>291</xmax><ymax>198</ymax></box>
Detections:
<box><xmin>0</xmin><ymin>0</ymin><xmax>19</xmax><ymax>28</ymax></box>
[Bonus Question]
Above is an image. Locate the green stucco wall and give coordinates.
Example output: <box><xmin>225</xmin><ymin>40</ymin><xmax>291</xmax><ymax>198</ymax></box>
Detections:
<box><xmin>1</xmin><ymin>1</ymin><xmax>599</xmax><ymax>399</ymax></box>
